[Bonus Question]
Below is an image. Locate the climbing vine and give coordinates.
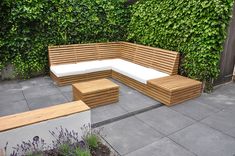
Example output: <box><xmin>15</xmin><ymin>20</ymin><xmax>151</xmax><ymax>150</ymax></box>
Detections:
<box><xmin>0</xmin><ymin>0</ymin><xmax>129</xmax><ymax>78</ymax></box>
<box><xmin>128</xmin><ymin>0</ymin><xmax>234</xmax><ymax>90</ymax></box>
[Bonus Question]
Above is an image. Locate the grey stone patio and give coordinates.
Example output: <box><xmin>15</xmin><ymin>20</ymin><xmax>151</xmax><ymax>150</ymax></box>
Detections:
<box><xmin>0</xmin><ymin>76</ymin><xmax>162</xmax><ymax>125</ymax></box>
<box><xmin>0</xmin><ymin>76</ymin><xmax>235</xmax><ymax>156</ymax></box>
<box><xmin>100</xmin><ymin>82</ymin><xmax>235</xmax><ymax>156</ymax></box>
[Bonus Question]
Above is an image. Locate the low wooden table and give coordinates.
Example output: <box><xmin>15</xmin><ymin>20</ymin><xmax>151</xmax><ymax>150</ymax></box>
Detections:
<box><xmin>147</xmin><ymin>75</ymin><xmax>202</xmax><ymax>106</ymax></box>
<box><xmin>72</xmin><ymin>79</ymin><xmax>119</xmax><ymax>108</ymax></box>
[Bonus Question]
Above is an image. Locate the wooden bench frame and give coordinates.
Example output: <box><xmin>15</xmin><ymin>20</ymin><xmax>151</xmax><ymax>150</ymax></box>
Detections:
<box><xmin>49</xmin><ymin>42</ymin><xmax>180</xmax><ymax>84</ymax></box>
<box><xmin>49</xmin><ymin>42</ymin><xmax>201</xmax><ymax>105</ymax></box>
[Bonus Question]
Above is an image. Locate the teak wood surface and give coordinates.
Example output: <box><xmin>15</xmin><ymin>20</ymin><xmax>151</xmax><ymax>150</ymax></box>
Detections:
<box><xmin>148</xmin><ymin>75</ymin><xmax>202</xmax><ymax>105</ymax></box>
<box><xmin>72</xmin><ymin>79</ymin><xmax>119</xmax><ymax>108</ymax></box>
<box><xmin>48</xmin><ymin>42</ymin><xmax>202</xmax><ymax>106</ymax></box>
<box><xmin>0</xmin><ymin>101</ymin><xmax>89</xmax><ymax>132</ymax></box>
<box><xmin>72</xmin><ymin>79</ymin><xmax>119</xmax><ymax>94</ymax></box>
<box><xmin>148</xmin><ymin>75</ymin><xmax>202</xmax><ymax>92</ymax></box>
<box><xmin>48</xmin><ymin>42</ymin><xmax>179</xmax><ymax>75</ymax></box>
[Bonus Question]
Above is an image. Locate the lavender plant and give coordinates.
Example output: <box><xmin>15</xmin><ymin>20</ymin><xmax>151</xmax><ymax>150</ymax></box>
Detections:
<box><xmin>5</xmin><ymin>125</ymin><xmax>105</xmax><ymax>156</ymax></box>
<box><xmin>9</xmin><ymin>136</ymin><xmax>48</xmax><ymax>156</ymax></box>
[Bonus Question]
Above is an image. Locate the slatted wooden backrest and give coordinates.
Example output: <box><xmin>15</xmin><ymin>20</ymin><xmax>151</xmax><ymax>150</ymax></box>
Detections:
<box><xmin>49</xmin><ymin>42</ymin><xmax>180</xmax><ymax>75</ymax></box>
<box><xmin>150</xmin><ymin>47</ymin><xmax>180</xmax><ymax>75</ymax></box>
<box><xmin>48</xmin><ymin>45</ymin><xmax>77</xmax><ymax>66</ymax></box>
<box><xmin>73</xmin><ymin>43</ymin><xmax>97</xmax><ymax>62</ymax></box>
<box><xmin>96</xmin><ymin>42</ymin><xmax>121</xmax><ymax>59</ymax></box>
<box><xmin>119</xmin><ymin>42</ymin><xmax>136</xmax><ymax>61</ymax></box>
<box><xmin>121</xmin><ymin>42</ymin><xmax>179</xmax><ymax>75</ymax></box>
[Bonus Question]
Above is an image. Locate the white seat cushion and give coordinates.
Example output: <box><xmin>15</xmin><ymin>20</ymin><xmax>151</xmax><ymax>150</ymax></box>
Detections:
<box><xmin>50</xmin><ymin>58</ymin><xmax>169</xmax><ymax>84</ymax></box>
<box><xmin>50</xmin><ymin>60</ymin><xmax>107</xmax><ymax>77</ymax></box>
<box><xmin>50</xmin><ymin>63</ymin><xmax>84</xmax><ymax>77</ymax></box>
<box><xmin>76</xmin><ymin>60</ymin><xmax>112</xmax><ymax>73</ymax></box>
<box><xmin>112</xmin><ymin>60</ymin><xmax>168</xmax><ymax>84</ymax></box>
<box><xmin>98</xmin><ymin>59</ymin><xmax>123</xmax><ymax>67</ymax></box>
<box><xmin>51</xmin><ymin>60</ymin><xmax>117</xmax><ymax>77</ymax></box>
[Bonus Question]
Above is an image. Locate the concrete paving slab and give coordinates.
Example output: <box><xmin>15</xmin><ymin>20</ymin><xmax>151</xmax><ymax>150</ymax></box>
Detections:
<box><xmin>57</xmin><ymin>85</ymin><xmax>72</xmax><ymax>93</ymax></box>
<box><xmin>110</xmin><ymin>79</ymin><xmax>139</xmax><ymax>96</ymax></box>
<box><xmin>62</xmin><ymin>91</ymin><xmax>73</xmax><ymax>102</ymax></box>
<box><xmin>27</xmin><ymin>94</ymin><xmax>68</xmax><ymax>110</ymax></box>
<box><xmin>169</xmin><ymin>123</ymin><xmax>235</xmax><ymax>156</ymax></box>
<box><xmin>225</xmin><ymin>127</ymin><xmax>235</xmax><ymax>139</ymax></box>
<box><xmin>213</xmin><ymin>82</ymin><xmax>235</xmax><ymax>96</ymax></box>
<box><xmin>23</xmin><ymin>84</ymin><xmax>61</xmax><ymax>99</ymax></box>
<box><xmin>0</xmin><ymin>90</ymin><xmax>25</xmax><ymax>104</ymax></box>
<box><xmin>19</xmin><ymin>76</ymin><xmax>53</xmax><ymax>87</ymax></box>
<box><xmin>195</xmin><ymin>93</ymin><xmax>235</xmax><ymax>109</ymax></box>
<box><xmin>171</xmin><ymin>100</ymin><xmax>220</xmax><ymax>120</ymax></box>
<box><xmin>91</xmin><ymin>103</ymin><xmax>128</xmax><ymax>124</ymax></box>
<box><xmin>118</xmin><ymin>92</ymin><xmax>161</xmax><ymax>112</ymax></box>
<box><xmin>0</xmin><ymin>100</ymin><xmax>29</xmax><ymax>116</ymax></box>
<box><xmin>125</xmin><ymin>137</ymin><xmax>195</xmax><ymax>156</ymax></box>
<box><xmin>101</xmin><ymin>117</ymin><xmax>163</xmax><ymax>155</ymax></box>
<box><xmin>201</xmin><ymin>105</ymin><xmax>235</xmax><ymax>138</ymax></box>
<box><xmin>136</xmin><ymin>106</ymin><xmax>195</xmax><ymax>135</ymax></box>
<box><xmin>0</xmin><ymin>80</ymin><xmax>22</xmax><ymax>92</ymax></box>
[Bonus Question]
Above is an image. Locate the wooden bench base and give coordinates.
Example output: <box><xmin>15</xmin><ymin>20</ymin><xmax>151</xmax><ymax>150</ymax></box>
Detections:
<box><xmin>148</xmin><ymin>75</ymin><xmax>202</xmax><ymax>106</ymax></box>
<box><xmin>50</xmin><ymin>70</ymin><xmax>112</xmax><ymax>86</ymax></box>
<box><xmin>51</xmin><ymin>70</ymin><xmax>202</xmax><ymax>106</ymax></box>
<box><xmin>112</xmin><ymin>71</ymin><xmax>202</xmax><ymax>106</ymax></box>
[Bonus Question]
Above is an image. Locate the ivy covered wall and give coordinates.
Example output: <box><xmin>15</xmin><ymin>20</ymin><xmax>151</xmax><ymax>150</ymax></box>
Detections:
<box><xmin>0</xmin><ymin>0</ymin><xmax>129</xmax><ymax>78</ymax></box>
<box><xmin>0</xmin><ymin>0</ymin><xmax>234</xmax><ymax>90</ymax></box>
<box><xmin>128</xmin><ymin>0</ymin><xmax>234</xmax><ymax>90</ymax></box>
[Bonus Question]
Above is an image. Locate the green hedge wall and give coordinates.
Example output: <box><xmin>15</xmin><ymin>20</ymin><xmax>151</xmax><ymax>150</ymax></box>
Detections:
<box><xmin>0</xmin><ymin>0</ymin><xmax>129</xmax><ymax>78</ymax></box>
<box><xmin>128</xmin><ymin>0</ymin><xmax>234</xmax><ymax>90</ymax></box>
<box><xmin>0</xmin><ymin>0</ymin><xmax>234</xmax><ymax>90</ymax></box>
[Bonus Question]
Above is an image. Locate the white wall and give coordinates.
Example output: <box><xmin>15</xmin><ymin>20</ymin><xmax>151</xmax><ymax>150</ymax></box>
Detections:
<box><xmin>0</xmin><ymin>110</ymin><xmax>91</xmax><ymax>155</ymax></box>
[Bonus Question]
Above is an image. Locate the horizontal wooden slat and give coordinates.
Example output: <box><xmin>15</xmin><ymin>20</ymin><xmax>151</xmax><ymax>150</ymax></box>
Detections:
<box><xmin>48</xmin><ymin>41</ymin><xmax>179</xmax><ymax>74</ymax></box>
<box><xmin>74</xmin><ymin>44</ymin><xmax>97</xmax><ymax>62</ymax></box>
<box><xmin>0</xmin><ymin>101</ymin><xmax>90</xmax><ymax>132</ymax></box>
<box><xmin>72</xmin><ymin>79</ymin><xmax>119</xmax><ymax>94</ymax></box>
<box><xmin>120</xmin><ymin>43</ymin><xmax>136</xmax><ymax>61</ymax></box>
<box><xmin>73</xmin><ymin>78</ymin><xmax>119</xmax><ymax>108</ymax></box>
<box><xmin>148</xmin><ymin>75</ymin><xmax>202</xmax><ymax>92</ymax></box>
<box><xmin>96</xmin><ymin>43</ymin><xmax>121</xmax><ymax>59</ymax></box>
<box><xmin>48</xmin><ymin>42</ymin><xmax>202</xmax><ymax>106</ymax></box>
<box><xmin>50</xmin><ymin>70</ymin><xmax>112</xmax><ymax>86</ymax></box>
<box><xmin>147</xmin><ymin>75</ymin><xmax>202</xmax><ymax>105</ymax></box>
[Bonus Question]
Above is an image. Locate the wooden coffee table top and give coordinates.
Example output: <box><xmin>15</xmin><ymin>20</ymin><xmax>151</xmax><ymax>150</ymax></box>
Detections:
<box><xmin>73</xmin><ymin>79</ymin><xmax>119</xmax><ymax>94</ymax></box>
<box><xmin>148</xmin><ymin>75</ymin><xmax>202</xmax><ymax>92</ymax></box>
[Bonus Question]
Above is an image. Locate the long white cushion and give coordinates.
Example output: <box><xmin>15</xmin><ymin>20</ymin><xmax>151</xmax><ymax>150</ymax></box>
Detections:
<box><xmin>112</xmin><ymin>60</ymin><xmax>168</xmax><ymax>84</ymax></box>
<box><xmin>76</xmin><ymin>60</ymin><xmax>112</xmax><ymax>73</ymax></box>
<box><xmin>50</xmin><ymin>60</ymin><xmax>113</xmax><ymax>77</ymax></box>
<box><xmin>50</xmin><ymin>63</ymin><xmax>84</xmax><ymax>77</ymax></box>
<box><xmin>50</xmin><ymin>59</ymin><xmax>169</xmax><ymax>84</ymax></box>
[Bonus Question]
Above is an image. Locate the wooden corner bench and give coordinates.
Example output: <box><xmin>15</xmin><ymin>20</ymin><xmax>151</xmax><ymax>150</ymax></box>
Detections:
<box><xmin>48</xmin><ymin>42</ymin><xmax>202</xmax><ymax>106</ymax></box>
